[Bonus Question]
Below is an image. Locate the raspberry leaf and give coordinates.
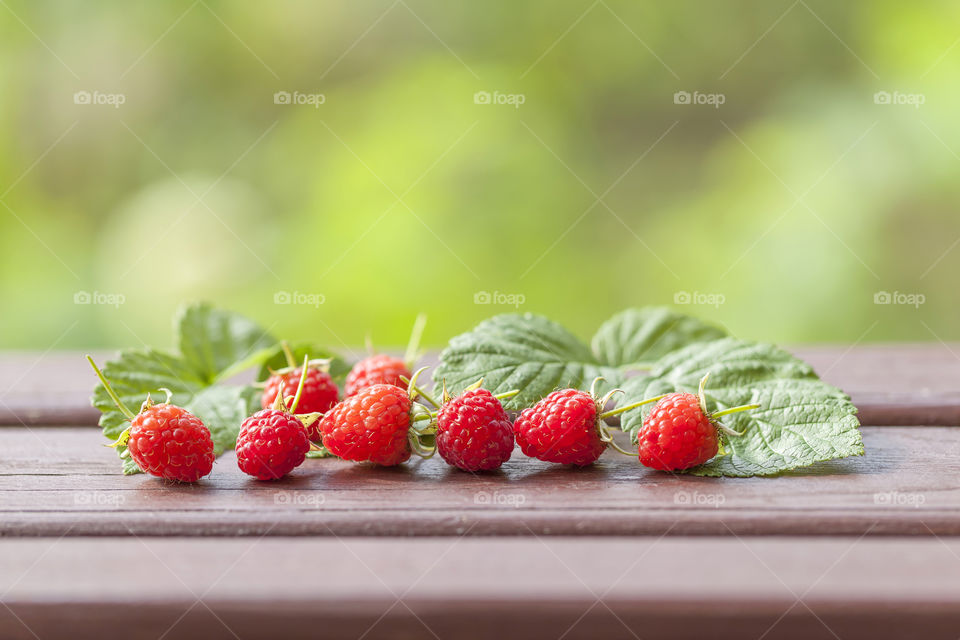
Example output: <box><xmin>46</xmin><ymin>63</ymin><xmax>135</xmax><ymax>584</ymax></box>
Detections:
<box><xmin>433</xmin><ymin>313</ymin><xmax>619</xmax><ymax>409</ymax></box>
<box><xmin>591</xmin><ymin>307</ymin><xmax>727</xmax><ymax>367</ymax></box>
<box><xmin>92</xmin><ymin>304</ymin><xmax>321</xmax><ymax>474</ymax></box>
<box><xmin>177</xmin><ymin>302</ymin><xmax>276</xmax><ymax>384</ymax></box>
<box><xmin>619</xmin><ymin>338</ymin><xmax>864</xmax><ymax>477</ymax></box>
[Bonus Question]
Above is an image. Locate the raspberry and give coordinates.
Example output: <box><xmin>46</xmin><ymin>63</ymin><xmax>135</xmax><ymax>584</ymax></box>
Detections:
<box><xmin>344</xmin><ymin>354</ymin><xmax>411</xmax><ymax>397</ymax></box>
<box><xmin>637</xmin><ymin>393</ymin><xmax>719</xmax><ymax>471</ymax></box>
<box><xmin>261</xmin><ymin>366</ymin><xmax>338</xmax><ymax>439</ymax></box>
<box><xmin>236</xmin><ymin>409</ymin><xmax>311</xmax><ymax>480</ymax></box>
<box><xmin>514</xmin><ymin>389</ymin><xmax>607</xmax><ymax>466</ymax></box>
<box><xmin>436</xmin><ymin>388</ymin><xmax>513</xmax><ymax>471</ymax></box>
<box><xmin>318</xmin><ymin>384</ymin><xmax>412</xmax><ymax>466</ymax></box>
<box><xmin>126</xmin><ymin>403</ymin><xmax>215</xmax><ymax>482</ymax></box>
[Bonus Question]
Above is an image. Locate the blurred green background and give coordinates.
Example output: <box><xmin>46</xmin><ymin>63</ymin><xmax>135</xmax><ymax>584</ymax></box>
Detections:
<box><xmin>1</xmin><ymin>0</ymin><xmax>957</xmax><ymax>353</ymax></box>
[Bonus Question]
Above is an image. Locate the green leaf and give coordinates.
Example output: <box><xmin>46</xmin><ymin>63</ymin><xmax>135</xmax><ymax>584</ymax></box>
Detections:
<box><xmin>176</xmin><ymin>303</ymin><xmax>276</xmax><ymax>384</ymax></box>
<box><xmin>92</xmin><ymin>304</ymin><xmax>279</xmax><ymax>473</ymax></box>
<box><xmin>255</xmin><ymin>341</ymin><xmax>350</xmax><ymax>383</ymax></box>
<box><xmin>591</xmin><ymin>307</ymin><xmax>726</xmax><ymax>367</ymax></box>
<box><xmin>432</xmin><ymin>313</ymin><xmax>619</xmax><ymax>409</ymax></box>
<box><xmin>618</xmin><ymin>338</ymin><xmax>863</xmax><ymax>477</ymax></box>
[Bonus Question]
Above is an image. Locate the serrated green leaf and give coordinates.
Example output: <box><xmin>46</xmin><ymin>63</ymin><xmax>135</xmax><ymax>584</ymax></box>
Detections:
<box><xmin>92</xmin><ymin>304</ymin><xmax>279</xmax><ymax>474</ymax></box>
<box><xmin>176</xmin><ymin>302</ymin><xmax>276</xmax><ymax>384</ymax></box>
<box><xmin>618</xmin><ymin>338</ymin><xmax>863</xmax><ymax>477</ymax></box>
<box><xmin>432</xmin><ymin>313</ymin><xmax>619</xmax><ymax>409</ymax></box>
<box><xmin>255</xmin><ymin>341</ymin><xmax>350</xmax><ymax>383</ymax></box>
<box><xmin>591</xmin><ymin>307</ymin><xmax>726</xmax><ymax>367</ymax></box>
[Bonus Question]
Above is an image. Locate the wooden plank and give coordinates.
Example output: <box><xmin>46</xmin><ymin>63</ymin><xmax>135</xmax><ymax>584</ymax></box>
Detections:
<box><xmin>1</xmin><ymin>536</ymin><xmax>960</xmax><ymax>639</ymax></box>
<box><xmin>2</xmin><ymin>345</ymin><xmax>959</xmax><ymax>427</ymax></box>
<box><xmin>0</xmin><ymin>426</ymin><xmax>956</xmax><ymax>537</ymax></box>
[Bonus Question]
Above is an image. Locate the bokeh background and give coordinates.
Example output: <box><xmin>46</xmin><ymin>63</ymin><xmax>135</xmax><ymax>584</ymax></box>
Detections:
<box><xmin>1</xmin><ymin>0</ymin><xmax>957</xmax><ymax>353</ymax></box>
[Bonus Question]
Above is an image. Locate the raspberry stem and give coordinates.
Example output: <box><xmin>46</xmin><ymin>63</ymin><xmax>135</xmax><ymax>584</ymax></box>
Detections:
<box><xmin>403</xmin><ymin>313</ymin><xmax>427</xmax><ymax>370</ymax></box>
<box><xmin>711</xmin><ymin>403</ymin><xmax>761</xmax><ymax>419</ymax></box>
<box><xmin>281</xmin><ymin>341</ymin><xmax>297</xmax><ymax>369</ymax></box>
<box><xmin>288</xmin><ymin>355</ymin><xmax>310</xmax><ymax>413</ymax></box>
<box><xmin>598</xmin><ymin>394</ymin><xmax>669</xmax><ymax>420</ymax></box>
<box><xmin>86</xmin><ymin>355</ymin><xmax>136</xmax><ymax>421</ymax></box>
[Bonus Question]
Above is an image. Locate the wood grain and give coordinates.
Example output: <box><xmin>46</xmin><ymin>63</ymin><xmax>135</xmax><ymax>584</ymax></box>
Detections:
<box><xmin>1</xmin><ymin>426</ymin><xmax>956</xmax><ymax>537</ymax></box>
<box><xmin>2</xmin><ymin>536</ymin><xmax>960</xmax><ymax>639</ymax></box>
<box><xmin>2</xmin><ymin>345</ymin><xmax>959</xmax><ymax>427</ymax></box>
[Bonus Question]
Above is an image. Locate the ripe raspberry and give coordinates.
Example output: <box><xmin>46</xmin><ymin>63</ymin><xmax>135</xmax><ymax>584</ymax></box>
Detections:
<box><xmin>318</xmin><ymin>384</ymin><xmax>412</xmax><ymax>466</ymax></box>
<box><xmin>637</xmin><ymin>393</ymin><xmax>718</xmax><ymax>471</ymax></box>
<box><xmin>236</xmin><ymin>409</ymin><xmax>311</xmax><ymax>480</ymax></box>
<box><xmin>436</xmin><ymin>388</ymin><xmax>514</xmax><ymax>471</ymax></box>
<box><xmin>514</xmin><ymin>389</ymin><xmax>607</xmax><ymax>466</ymax></box>
<box><xmin>344</xmin><ymin>354</ymin><xmax>411</xmax><ymax>397</ymax></box>
<box><xmin>261</xmin><ymin>366</ymin><xmax>338</xmax><ymax>438</ymax></box>
<box><xmin>127</xmin><ymin>403</ymin><xmax>215</xmax><ymax>482</ymax></box>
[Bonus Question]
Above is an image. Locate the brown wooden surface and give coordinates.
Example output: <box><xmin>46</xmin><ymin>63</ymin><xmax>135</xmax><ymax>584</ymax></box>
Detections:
<box><xmin>0</xmin><ymin>425</ymin><xmax>957</xmax><ymax>537</ymax></box>
<box><xmin>2</xmin><ymin>345</ymin><xmax>960</xmax><ymax>426</ymax></box>
<box><xmin>2</xmin><ymin>537</ymin><xmax>960</xmax><ymax>640</ymax></box>
<box><xmin>1</xmin><ymin>347</ymin><xmax>959</xmax><ymax>639</ymax></box>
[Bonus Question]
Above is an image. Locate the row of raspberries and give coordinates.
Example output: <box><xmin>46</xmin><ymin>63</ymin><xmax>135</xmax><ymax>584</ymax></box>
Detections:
<box><xmin>91</xmin><ymin>350</ymin><xmax>758</xmax><ymax>483</ymax></box>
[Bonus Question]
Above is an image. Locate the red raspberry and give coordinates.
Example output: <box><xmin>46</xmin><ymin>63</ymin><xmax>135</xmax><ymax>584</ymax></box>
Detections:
<box><xmin>513</xmin><ymin>389</ymin><xmax>607</xmax><ymax>466</ymax></box>
<box><xmin>127</xmin><ymin>404</ymin><xmax>215</xmax><ymax>482</ymax></box>
<box><xmin>236</xmin><ymin>409</ymin><xmax>311</xmax><ymax>480</ymax></box>
<box><xmin>436</xmin><ymin>388</ymin><xmax>514</xmax><ymax>471</ymax></box>
<box><xmin>637</xmin><ymin>393</ymin><xmax>719</xmax><ymax>471</ymax></box>
<box><xmin>261</xmin><ymin>366</ymin><xmax>338</xmax><ymax>438</ymax></box>
<box><xmin>344</xmin><ymin>355</ymin><xmax>411</xmax><ymax>397</ymax></box>
<box><xmin>318</xmin><ymin>384</ymin><xmax>412</xmax><ymax>466</ymax></box>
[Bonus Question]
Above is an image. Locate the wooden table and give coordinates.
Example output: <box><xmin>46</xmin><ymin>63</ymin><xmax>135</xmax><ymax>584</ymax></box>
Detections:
<box><xmin>1</xmin><ymin>346</ymin><xmax>959</xmax><ymax>639</ymax></box>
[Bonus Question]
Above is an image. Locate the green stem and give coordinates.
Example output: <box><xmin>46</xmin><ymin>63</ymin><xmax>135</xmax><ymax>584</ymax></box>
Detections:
<box><xmin>281</xmin><ymin>341</ymin><xmax>297</xmax><ymax>369</ymax></box>
<box><xmin>413</xmin><ymin>384</ymin><xmax>441</xmax><ymax>409</ymax></box>
<box><xmin>86</xmin><ymin>356</ymin><xmax>136</xmax><ymax>421</ymax></box>
<box><xmin>289</xmin><ymin>355</ymin><xmax>310</xmax><ymax>413</ymax></box>
<box><xmin>711</xmin><ymin>403</ymin><xmax>761</xmax><ymax>419</ymax></box>
<box><xmin>493</xmin><ymin>389</ymin><xmax>520</xmax><ymax>402</ymax></box>
<box><xmin>403</xmin><ymin>313</ymin><xmax>427</xmax><ymax>370</ymax></box>
<box><xmin>598</xmin><ymin>393</ymin><xmax>669</xmax><ymax>420</ymax></box>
